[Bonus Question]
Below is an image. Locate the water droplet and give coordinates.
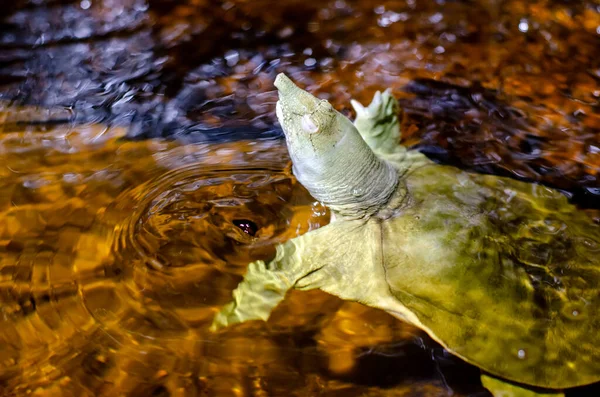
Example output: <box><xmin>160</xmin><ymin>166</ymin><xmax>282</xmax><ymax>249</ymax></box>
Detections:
<box><xmin>561</xmin><ymin>302</ymin><xmax>587</xmax><ymax>321</ymax></box>
<box><xmin>80</xmin><ymin>0</ymin><xmax>91</xmax><ymax>9</ymax></box>
<box><xmin>579</xmin><ymin>237</ymin><xmax>599</xmax><ymax>251</ymax></box>
<box><xmin>518</xmin><ymin>19</ymin><xmax>529</xmax><ymax>33</ymax></box>
<box><xmin>352</xmin><ymin>187</ymin><xmax>363</xmax><ymax>197</ymax></box>
<box><xmin>311</xmin><ymin>202</ymin><xmax>328</xmax><ymax>217</ymax></box>
<box><xmin>517</xmin><ymin>349</ymin><xmax>526</xmax><ymax>359</ymax></box>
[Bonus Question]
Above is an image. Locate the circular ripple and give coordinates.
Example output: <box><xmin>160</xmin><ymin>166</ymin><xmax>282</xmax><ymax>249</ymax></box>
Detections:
<box><xmin>0</xmin><ymin>142</ymin><xmax>330</xmax><ymax>395</ymax></box>
<box><xmin>99</xmin><ymin>163</ymin><xmax>328</xmax><ymax>337</ymax></box>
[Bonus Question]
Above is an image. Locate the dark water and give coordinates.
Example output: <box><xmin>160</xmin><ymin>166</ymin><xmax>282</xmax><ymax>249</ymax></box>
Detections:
<box><xmin>0</xmin><ymin>0</ymin><xmax>599</xmax><ymax>396</ymax></box>
<box><xmin>1</xmin><ymin>0</ymin><xmax>599</xmax><ymax>200</ymax></box>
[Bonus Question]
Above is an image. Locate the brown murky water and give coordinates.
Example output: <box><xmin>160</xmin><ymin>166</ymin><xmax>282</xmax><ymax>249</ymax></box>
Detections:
<box><xmin>1</xmin><ymin>0</ymin><xmax>599</xmax><ymax>396</ymax></box>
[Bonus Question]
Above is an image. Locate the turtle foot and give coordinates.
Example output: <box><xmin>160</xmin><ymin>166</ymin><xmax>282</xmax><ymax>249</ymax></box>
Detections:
<box><xmin>351</xmin><ymin>89</ymin><xmax>401</xmax><ymax>154</ymax></box>
<box><xmin>210</xmin><ymin>260</ymin><xmax>291</xmax><ymax>331</ymax></box>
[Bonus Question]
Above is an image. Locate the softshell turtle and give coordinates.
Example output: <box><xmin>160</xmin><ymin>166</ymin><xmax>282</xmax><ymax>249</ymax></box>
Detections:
<box><xmin>211</xmin><ymin>74</ymin><xmax>600</xmax><ymax>397</ymax></box>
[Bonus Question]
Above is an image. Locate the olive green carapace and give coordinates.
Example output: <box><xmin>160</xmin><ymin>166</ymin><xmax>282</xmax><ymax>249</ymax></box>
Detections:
<box><xmin>211</xmin><ymin>73</ymin><xmax>600</xmax><ymax>397</ymax></box>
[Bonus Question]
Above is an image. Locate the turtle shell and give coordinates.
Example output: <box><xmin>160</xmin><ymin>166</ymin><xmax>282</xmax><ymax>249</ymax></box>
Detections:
<box><xmin>382</xmin><ymin>162</ymin><xmax>600</xmax><ymax>389</ymax></box>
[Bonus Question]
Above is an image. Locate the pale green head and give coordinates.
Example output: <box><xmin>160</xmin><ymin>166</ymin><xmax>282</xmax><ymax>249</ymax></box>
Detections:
<box><xmin>274</xmin><ymin>73</ymin><xmax>398</xmax><ymax>219</ymax></box>
<box><xmin>274</xmin><ymin>74</ymin><xmax>350</xmax><ymax>177</ymax></box>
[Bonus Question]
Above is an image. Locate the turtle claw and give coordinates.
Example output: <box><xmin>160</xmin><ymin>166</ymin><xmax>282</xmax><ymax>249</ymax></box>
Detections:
<box><xmin>350</xmin><ymin>99</ymin><xmax>367</xmax><ymax>117</ymax></box>
<box><xmin>373</xmin><ymin>90</ymin><xmax>383</xmax><ymax>107</ymax></box>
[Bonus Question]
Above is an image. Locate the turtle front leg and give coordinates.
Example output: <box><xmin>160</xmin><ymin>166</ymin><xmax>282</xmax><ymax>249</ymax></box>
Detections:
<box><xmin>351</xmin><ymin>89</ymin><xmax>402</xmax><ymax>155</ymax></box>
<box><xmin>481</xmin><ymin>374</ymin><xmax>565</xmax><ymax>397</ymax></box>
<box><xmin>210</xmin><ymin>220</ymin><xmax>369</xmax><ymax>331</ymax></box>
<box><xmin>210</xmin><ymin>258</ymin><xmax>292</xmax><ymax>330</ymax></box>
<box><xmin>210</xmin><ymin>222</ymin><xmax>338</xmax><ymax>331</ymax></box>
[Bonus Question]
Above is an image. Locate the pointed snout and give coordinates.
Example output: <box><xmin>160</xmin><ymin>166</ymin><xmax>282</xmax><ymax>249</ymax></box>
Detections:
<box><xmin>274</xmin><ymin>73</ymin><xmax>297</xmax><ymax>94</ymax></box>
<box><xmin>274</xmin><ymin>73</ymin><xmax>321</xmax><ymax>114</ymax></box>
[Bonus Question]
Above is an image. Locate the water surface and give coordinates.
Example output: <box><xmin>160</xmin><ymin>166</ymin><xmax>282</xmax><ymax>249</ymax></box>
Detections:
<box><xmin>1</xmin><ymin>0</ymin><xmax>599</xmax><ymax>395</ymax></box>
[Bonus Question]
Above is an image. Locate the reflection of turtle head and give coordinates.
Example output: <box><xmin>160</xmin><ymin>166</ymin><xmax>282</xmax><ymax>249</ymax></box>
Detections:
<box><xmin>274</xmin><ymin>73</ymin><xmax>398</xmax><ymax>219</ymax></box>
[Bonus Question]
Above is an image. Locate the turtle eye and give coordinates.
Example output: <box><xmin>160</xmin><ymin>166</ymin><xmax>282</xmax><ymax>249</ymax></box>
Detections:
<box><xmin>301</xmin><ymin>114</ymin><xmax>319</xmax><ymax>133</ymax></box>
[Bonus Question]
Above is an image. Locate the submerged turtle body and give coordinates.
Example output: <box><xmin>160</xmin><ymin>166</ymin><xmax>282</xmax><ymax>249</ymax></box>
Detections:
<box><xmin>212</xmin><ymin>74</ymin><xmax>600</xmax><ymax>396</ymax></box>
<box><xmin>382</xmin><ymin>164</ymin><xmax>600</xmax><ymax>389</ymax></box>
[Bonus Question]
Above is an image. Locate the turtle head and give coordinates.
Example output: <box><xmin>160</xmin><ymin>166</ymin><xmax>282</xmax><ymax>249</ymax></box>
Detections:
<box><xmin>274</xmin><ymin>73</ymin><xmax>398</xmax><ymax>219</ymax></box>
<box><xmin>274</xmin><ymin>73</ymin><xmax>342</xmax><ymax>162</ymax></box>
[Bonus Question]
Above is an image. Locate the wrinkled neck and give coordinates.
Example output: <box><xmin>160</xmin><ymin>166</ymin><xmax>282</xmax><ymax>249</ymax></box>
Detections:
<box><xmin>289</xmin><ymin>119</ymin><xmax>399</xmax><ymax>219</ymax></box>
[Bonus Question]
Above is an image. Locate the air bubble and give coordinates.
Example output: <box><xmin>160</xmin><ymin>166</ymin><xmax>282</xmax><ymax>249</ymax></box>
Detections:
<box><xmin>352</xmin><ymin>187</ymin><xmax>364</xmax><ymax>197</ymax></box>
<box><xmin>561</xmin><ymin>302</ymin><xmax>587</xmax><ymax>321</ymax></box>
